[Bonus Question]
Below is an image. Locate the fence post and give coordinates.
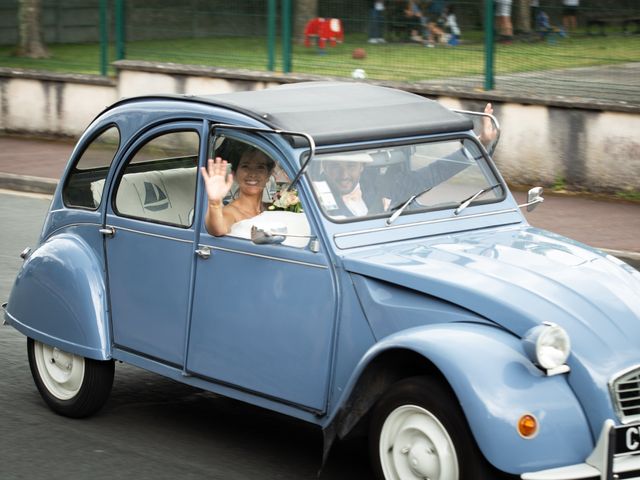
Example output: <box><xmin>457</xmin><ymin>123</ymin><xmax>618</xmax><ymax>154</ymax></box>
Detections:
<box><xmin>99</xmin><ymin>0</ymin><xmax>108</xmax><ymax>76</ymax></box>
<box><xmin>281</xmin><ymin>0</ymin><xmax>292</xmax><ymax>73</ymax></box>
<box><xmin>484</xmin><ymin>0</ymin><xmax>495</xmax><ymax>90</ymax></box>
<box><xmin>115</xmin><ymin>0</ymin><xmax>126</xmax><ymax>60</ymax></box>
<box><xmin>267</xmin><ymin>0</ymin><xmax>276</xmax><ymax>71</ymax></box>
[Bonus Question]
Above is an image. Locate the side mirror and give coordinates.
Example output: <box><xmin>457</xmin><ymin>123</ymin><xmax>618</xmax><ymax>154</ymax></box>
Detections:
<box><xmin>518</xmin><ymin>186</ymin><xmax>544</xmax><ymax>212</ymax></box>
<box><xmin>251</xmin><ymin>225</ymin><xmax>287</xmax><ymax>245</ymax></box>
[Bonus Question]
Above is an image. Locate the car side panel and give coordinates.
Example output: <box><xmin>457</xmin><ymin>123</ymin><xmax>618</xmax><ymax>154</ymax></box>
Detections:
<box><xmin>333</xmin><ymin>323</ymin><xmax>593</xmax><ymax>475</ymax></box>
<box><xmin>5</xmin><ymin>228</ymin><xmax>110</xmax><ymax>360</ymax></box>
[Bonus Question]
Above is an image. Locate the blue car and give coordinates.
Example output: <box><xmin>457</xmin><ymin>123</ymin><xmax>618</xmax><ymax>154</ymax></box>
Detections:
<box><xmin>4</xmin><ymin>82</ymin><xmax>640</xmax><ymax>480</ymax></box>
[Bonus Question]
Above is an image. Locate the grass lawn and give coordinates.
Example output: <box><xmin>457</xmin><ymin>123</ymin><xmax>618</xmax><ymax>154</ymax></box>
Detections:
<box><xmin>1</xmin><ymin>30</ymin><xmax>638</xmax><ymax>83</ymax></box>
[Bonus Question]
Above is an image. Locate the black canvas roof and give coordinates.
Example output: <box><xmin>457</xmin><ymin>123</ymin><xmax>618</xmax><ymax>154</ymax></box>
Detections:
<box><xmin>199</xmin><ymin>82</ymin><xmax>473</xmax><ymax>146</ymax></box>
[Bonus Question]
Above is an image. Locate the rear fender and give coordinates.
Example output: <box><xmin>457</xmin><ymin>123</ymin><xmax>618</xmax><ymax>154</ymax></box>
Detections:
<box><xmin>331</xmin><ymin>322</ymin><xmax>593</xmax><ymax>475</ymax></box>
<box><xmin>4</xmin><ymin>232</ymin><xmax>110</xmax><ymax>360</ymax></box>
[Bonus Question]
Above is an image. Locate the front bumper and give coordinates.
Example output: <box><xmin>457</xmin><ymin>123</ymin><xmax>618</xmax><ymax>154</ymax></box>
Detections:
<box><xmin>522</xmin><ymin>420</ymin><xmax>640</xmax><ymax>480</ymax></box>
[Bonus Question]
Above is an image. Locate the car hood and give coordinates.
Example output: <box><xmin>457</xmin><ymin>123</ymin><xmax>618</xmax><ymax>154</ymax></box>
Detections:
<box><xmin>343</xmin><ymin>225</ymin><xmax>640</xmax><ymax>376</ymax></box>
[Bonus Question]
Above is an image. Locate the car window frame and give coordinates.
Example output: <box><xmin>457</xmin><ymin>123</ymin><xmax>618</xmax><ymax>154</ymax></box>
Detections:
<box><xmin>202</xmin><ymin>125</ymin><xmax>318</xmax><ymax>249</ymax></box>
<box><xmin>62</xmin><ymin>123</ymin><xmax>121</xmax><ymax>211</ymax></box>
<box><xmin>109</xmin><ymin>123</ymin><xmax>201</xmax><ymax>230</ymax></box>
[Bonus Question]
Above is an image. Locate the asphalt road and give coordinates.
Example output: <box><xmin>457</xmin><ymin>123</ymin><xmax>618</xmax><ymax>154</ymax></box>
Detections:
<box><xmin>0</xmin><ymin>191</ymin><xmax>372</xmax><ymax>480</ymax></box>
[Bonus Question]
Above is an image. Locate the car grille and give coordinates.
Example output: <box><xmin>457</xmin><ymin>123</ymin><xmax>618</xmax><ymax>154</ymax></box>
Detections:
<box><xmin>611</xmin><ymin>367</ymin><xmax>640</xmax><ymax>423</ymax></box>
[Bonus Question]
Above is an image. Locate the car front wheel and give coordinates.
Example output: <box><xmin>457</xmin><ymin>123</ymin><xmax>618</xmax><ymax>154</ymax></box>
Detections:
<box><xmin>369</xmin><ymin>376</ymin><xmax>494</xmax><ymax>480</ymax></box>
<box><xmin>27</xmin><ymin>338</ymin><xmax>114</xmax><ymax>418</ymax></box>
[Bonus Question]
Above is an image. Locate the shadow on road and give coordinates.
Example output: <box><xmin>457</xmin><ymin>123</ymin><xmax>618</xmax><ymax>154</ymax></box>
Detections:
<box><xmin>99</xmin><ymin>363</ymin><xmax>374</xmax><ymax>479</ymax></box>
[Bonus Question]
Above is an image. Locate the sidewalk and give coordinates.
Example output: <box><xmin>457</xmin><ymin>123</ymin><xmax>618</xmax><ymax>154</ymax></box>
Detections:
<box><xmin>0</xmin><ymin>135</ymin><xmax>638</xmax><ymax>264</ymax></box>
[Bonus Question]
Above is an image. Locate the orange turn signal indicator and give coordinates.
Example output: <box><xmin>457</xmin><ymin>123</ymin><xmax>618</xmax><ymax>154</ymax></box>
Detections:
<box><xmin>518</xmin><ymin>414</ymin><xmax>538</xmax><ymax>438</ymax></box>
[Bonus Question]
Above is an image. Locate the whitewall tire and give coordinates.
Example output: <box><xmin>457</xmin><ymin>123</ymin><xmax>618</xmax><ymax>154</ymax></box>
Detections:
<box><xmin>28</xmin><ymin>338</ymin><xmax>114</xmax><ymax>418</ymax></box>
<box><xmin>369</xmin><ymin>376</ymin><xmax>497</xmax><ymax>480</ymax></box>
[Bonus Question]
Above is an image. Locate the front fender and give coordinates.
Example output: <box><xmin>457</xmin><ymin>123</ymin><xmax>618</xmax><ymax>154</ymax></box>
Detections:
<box><xmin>5</xmin><ymin>232</ymin><xmax>110</xmax><ymax>360</ymax></box>
<box><xmin>336</xmin><ymin>323</ymin><xmax>593</xmax><ymax>475</ymax></box>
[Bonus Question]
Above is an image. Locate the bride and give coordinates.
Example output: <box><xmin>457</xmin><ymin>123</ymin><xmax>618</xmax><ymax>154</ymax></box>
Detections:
<box><xmin>200</xmin><ymin>146</ymin><xmax>275</xmax><ymax>236</ymax></box>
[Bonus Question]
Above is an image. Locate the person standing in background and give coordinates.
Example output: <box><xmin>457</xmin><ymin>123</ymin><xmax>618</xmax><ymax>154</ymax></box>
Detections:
<box><xmin>562</xmin><ymin>0</ymin><xmax>579</xmax><ymax>33</ymax></box>
<box><xmin>495</xmin><ymin>0</ymin><xmax>514</xmax><ymax>43</ymax></box>
<box><xmin>368</xmin><ymin>1</ymin><xmax>386</xmax><ymax>44</ymax></box>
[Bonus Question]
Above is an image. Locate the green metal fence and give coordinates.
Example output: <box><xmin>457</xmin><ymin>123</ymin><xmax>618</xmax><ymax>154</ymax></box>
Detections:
<box><xmin>1</xmin><ymin>0</ymin><xmax>639</xmax><ymax>106</ymax></box>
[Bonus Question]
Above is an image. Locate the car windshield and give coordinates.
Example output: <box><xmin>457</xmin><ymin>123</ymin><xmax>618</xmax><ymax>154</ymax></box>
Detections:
<box><xmin>308</xmin><ymin>137</ymin><xmax>504</xmax><ymax>222</ymax></box>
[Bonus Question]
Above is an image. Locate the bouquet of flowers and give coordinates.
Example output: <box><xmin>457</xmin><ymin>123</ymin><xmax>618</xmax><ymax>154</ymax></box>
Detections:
<box><xmin>269</xmin><ymin>185</ymin><xmax>303</xmax><ymax>213</ymax></box>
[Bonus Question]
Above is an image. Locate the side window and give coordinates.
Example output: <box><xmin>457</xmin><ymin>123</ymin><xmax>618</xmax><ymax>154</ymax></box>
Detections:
<box><xmin>63</xmin><ymin>126</ymin><xmax>120</xmax><ymax>209</ymax></box>
<box><xmin>210</xmin><ymin>135</ymin><xmax>310</xmax><ymax>248</ymax></box>
<box><xmin>114</xmin><ymin>130</ymin><xmax>199</xmax><ymax>228</ymax></box>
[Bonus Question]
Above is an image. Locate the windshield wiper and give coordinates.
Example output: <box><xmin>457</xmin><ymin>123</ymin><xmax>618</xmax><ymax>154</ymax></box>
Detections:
<box><xmin>453</xmin><ymin>183</ymin><xmax>502</xmax><ymax>215</ymax></box>
<box><xmin>386</xmin><ymin>186</ymin><xmax>434</xmax><ymax>226</ymax></box>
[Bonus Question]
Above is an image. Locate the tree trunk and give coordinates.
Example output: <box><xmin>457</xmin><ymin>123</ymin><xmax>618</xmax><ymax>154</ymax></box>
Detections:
<box><xmin>17</xmin><ymin>0</ymin><xmax>49</xmax><ymax>58</ymax></box>
<box><xmin>293</xmin><ymin>0</ymin><xmax>318</xmax><ymax>42</ymax></box>
<box><xmin>515</xmin><ymin>0</ymin><xmax>531</xmax><ymax>33</ymax></box>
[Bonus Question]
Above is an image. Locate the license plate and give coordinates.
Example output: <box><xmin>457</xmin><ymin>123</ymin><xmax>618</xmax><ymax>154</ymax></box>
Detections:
<box><xmin>616</xmin><ymin>424</ymin><xmax>640</xmax><ymax>456</ymax></box>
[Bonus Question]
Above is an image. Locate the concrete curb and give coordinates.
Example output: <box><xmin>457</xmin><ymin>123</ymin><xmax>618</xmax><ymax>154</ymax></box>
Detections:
<box><xmin>0</xmin><ymin>173</ymin><xmax>57</xmax><ymax>195</ymax></box>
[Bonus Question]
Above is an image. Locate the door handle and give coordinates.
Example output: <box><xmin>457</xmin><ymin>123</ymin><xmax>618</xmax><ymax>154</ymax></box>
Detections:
<box><xmin>99</xmin><ymin>226</ymin><xmax>115</xmax><ymax>237</ymax></box>
<box><xmin>195</xmin><ymin>246</ymin><xmax>211</xmax><ymax>259</ymax></box>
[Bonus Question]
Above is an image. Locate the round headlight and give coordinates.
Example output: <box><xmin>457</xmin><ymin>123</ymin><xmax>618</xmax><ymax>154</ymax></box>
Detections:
<box><xmin>523</xmin><ymin>323</ymin><xmax>571</xmax><ymax>370</ymax></box>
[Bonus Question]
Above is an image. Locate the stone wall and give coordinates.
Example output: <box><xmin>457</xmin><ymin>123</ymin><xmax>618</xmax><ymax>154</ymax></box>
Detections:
<box><xmin>1</xmin><ymin>60</ymin><xmax>638</xmax><ymax>194</ymax></box>
<box><xmin>0</xmin><ymin>69</ymin><xmax>116</xmax><ymax>136</ymax></box>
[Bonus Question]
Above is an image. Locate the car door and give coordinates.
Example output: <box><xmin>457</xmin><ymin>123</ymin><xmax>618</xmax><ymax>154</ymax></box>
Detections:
<box><xmin>186</xmin><ymin>131</ymin><xmax>337</xmax><ymax>413</ymax></box>
<box><xmin>104</xmin><ymin>123</ymin><xmax>201</xmax><ymax>366</ymax></box>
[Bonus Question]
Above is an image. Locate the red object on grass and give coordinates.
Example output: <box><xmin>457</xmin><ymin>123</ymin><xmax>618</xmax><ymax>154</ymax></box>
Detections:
<box><xmin>304</xmin><ymin>18</ymin><xmax>344</xmax><ymax>49</ymax></box>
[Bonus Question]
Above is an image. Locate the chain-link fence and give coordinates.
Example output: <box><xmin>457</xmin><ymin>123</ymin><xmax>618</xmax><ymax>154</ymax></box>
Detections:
<box><xmin>1</xmin><ymin>0</ymin><xmax>639</xmax><ymax>105</ymax></box>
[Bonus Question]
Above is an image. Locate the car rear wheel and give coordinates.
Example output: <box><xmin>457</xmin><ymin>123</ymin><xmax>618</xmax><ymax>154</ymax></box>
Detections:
<box><xmin>28</xmin><ymin>338</ymin><xmax>114</xmax><ymax>418</ymax></box>
<box><xmin>369</xmin><ymin>376</ymin><xmax>493</xmax><ymax>480</ymax></box>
